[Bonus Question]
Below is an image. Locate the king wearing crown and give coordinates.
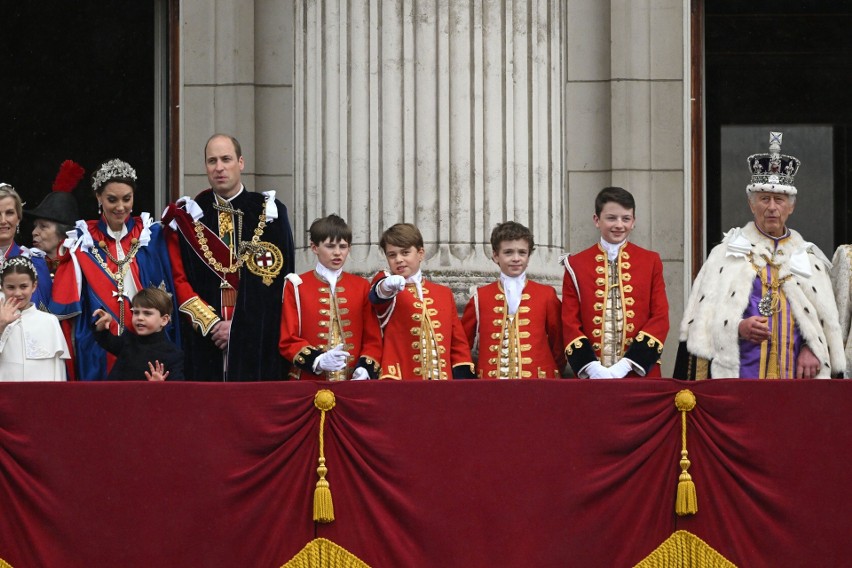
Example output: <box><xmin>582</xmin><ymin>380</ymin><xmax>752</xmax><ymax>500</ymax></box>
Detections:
<box><xmin>675</xmin><ymin>132</ymin><xmax>846</xmax><ymax>379</ymax></box>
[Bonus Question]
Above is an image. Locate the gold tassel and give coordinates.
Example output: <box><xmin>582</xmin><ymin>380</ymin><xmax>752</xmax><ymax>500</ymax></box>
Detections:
<box><xmin>313</xmin><ymin>389</ymin><xmax>336</xmax><ymax>523</ymax></box>
<box><xmin>674</xmin><ymin>390</ymin><xmax>698</xmax><ymax>516</ymax></box>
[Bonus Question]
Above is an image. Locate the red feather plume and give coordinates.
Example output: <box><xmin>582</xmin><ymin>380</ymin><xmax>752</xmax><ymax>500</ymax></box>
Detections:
<box><xmin>52</xmin><ymin>160</ymin><xmax>85</xmax><ymax>193</ymax></box>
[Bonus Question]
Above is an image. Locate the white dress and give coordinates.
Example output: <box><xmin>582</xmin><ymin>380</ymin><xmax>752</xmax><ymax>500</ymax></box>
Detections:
<box><xmin>0</xmin><ymin>305</ymin><xmax>70</xmax><ymax>381</ymax></box>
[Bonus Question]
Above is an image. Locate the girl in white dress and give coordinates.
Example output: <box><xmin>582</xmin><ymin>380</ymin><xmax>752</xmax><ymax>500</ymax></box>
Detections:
<box><xmin>0</xmin><ymin>257</ymin><xmax>69</xmax><ymax>381</ymax></box>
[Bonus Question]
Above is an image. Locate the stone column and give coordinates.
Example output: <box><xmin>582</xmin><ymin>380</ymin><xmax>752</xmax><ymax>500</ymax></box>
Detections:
<box><xmin>295</xmin><ymin>0</ymin><xmax>565</xmax><ymax>297</ymax></box>
<box><xmin>564</xmin><ymin>0</ymin><xmax>687</xmax><ymax>374</ymax></box>
<box><xmin>181</xmin><ymin>0</ymin><xmax>297</xmax><ymax>213</ymax></box>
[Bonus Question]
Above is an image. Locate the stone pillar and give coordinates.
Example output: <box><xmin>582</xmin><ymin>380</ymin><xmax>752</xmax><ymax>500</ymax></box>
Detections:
<box><xmin>295</xmin><ymin>0</ymin><xmax>566</xmax><ymax>296</ymax></box>
<box><xmin>181</xmin><ymin>0</ymin><xmax>297</xmax><ymax>215</ymax></box>
<box><xmin>182</xmin><ymin>0</ymin><xmax>258</xmax><ymax>193</ymax></box>
<box><xmin>564</xmin><ymin>0</ymin><xmax>686</xmax><ymax>374</ymax></box>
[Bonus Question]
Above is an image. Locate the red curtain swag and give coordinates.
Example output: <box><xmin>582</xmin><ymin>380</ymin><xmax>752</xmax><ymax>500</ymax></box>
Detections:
<box><xmin>0</xmin><ymin>379</ymin><xmax>849</xmax><ymax>567</ymax></box>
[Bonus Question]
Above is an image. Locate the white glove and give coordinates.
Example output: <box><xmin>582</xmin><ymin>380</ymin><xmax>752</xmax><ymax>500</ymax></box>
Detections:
<box><xmin>312</xmin><ymin>344</ymin><xmax>351</xmax><ymax>373</ymax></box>
<box><xmin>583</xmin><ymin>361</ymin><xmax>614</xmax><ymax>379</ymax></box>
<box><xmin>607</xmin><ymin>358</ymin><xmax>634</xmax><ymax>378</ymax></box>
<box><xmin>351</xmin><ymin>367</ymin><xmax>370</xmax><ymax>381</ymax></box>
<box><xmin>377</xmin><ymin>275</ymin><xmax>407</xmax><ymax>298</ymax></box>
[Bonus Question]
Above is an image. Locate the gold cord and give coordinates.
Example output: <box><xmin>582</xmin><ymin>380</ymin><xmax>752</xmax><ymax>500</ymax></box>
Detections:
<box><xmin>674</xmin><ymin>390</ymin><xmax>698</xmax><ymax>516</ymax></box>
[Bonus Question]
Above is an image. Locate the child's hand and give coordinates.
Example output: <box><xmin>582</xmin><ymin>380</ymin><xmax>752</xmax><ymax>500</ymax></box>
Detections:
<box><xmin>313</xmin><ymin>344</ymin><xmax>351</xmax><ymax>372</ymax></box>
<box><xmin>92</xmin><ymin>309</ymin><xmax>113</xmax><ymax>331</ymax></box>
<box><xmin>0</xmin><ymin>298</ymin><xmax>21</xmax><ymax>327</ymax></box>
<box><xmin>145</xmin><ymin>360</ymin><xmax>170</xmax><ymax>382</ymax></box>
<box><xmin>377</xmin><ymin>275</ymin><xmax>407</xmax><ymax>298</ymax></box>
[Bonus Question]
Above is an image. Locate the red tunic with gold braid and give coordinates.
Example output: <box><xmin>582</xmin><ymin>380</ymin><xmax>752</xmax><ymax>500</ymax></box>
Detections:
<box><xmin>561</xmin><ymin>242</ymin><xmax>669</xmax><ymax>377</ymax></box>
<box><xmin>462</xmin><ymin>280</ymin><xmax>565</xmax><ymax>379</ymax></box>
<box><xmin>279</xmin><ymin>271</ymin><xmax>382</xmax><ymax>380</ymax></box>
<box><xmin>370</xmin><ymin>272</ymin><xmax>475</xmax><ymax>380</ymax></box>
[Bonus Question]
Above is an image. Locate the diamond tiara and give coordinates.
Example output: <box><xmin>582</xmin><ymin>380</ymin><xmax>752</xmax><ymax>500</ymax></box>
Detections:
<box><xmin>91</xmin><ymin>159</ymin><xmax>137</xmax><ymax>192</ymax></box>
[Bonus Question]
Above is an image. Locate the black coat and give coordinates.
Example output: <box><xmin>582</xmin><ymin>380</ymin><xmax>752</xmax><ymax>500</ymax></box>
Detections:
<box><xmin>94</xmin><ymin>329</ymin><xmax>185</xmax><ymax>381</ymax></box>
<box><xmin>170</xmin><ymin>188</ymin><xmax>295</xmax><ymax>381</ymax></box>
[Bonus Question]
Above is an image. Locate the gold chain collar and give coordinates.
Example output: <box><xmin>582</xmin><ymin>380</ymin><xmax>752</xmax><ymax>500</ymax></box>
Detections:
<box><xmin>89</xmin><ymin>238</ymin><xmax>142</xmax><ymax>334</ymax></box>
<box><xmin>90</xmin><ymin>238</ymin><xmax>142</xmax><ymax>281</ymax></box>
<box><xmin>748</xmin><ymin>252</ymin><xmax>793</xmax><ymax>317</ymax></box>
<box><xmin>193</xmin><ymin>203</ymin><xmax>268</xmax><ymax>275</ymax></box>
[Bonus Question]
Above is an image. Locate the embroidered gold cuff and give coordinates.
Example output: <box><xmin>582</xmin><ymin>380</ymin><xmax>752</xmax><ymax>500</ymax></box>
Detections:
<box><xmin>362</xmin><ymin>356</ymin><xmax>380</xmax><ymax>373</ymax></box>
<box><xmin>179</xmin><ymin>297</ymin><xmax>221</xmax><ymax>336</ymax></box>
<box><xmin>636</xmin><ymin>331</ymin><xmax>665</xmax><ymax>353</ymax></box>
<box><xmin>564</xmin><ymin>336</ymin><xmax>586</xmax><ymax>356</ymax></box>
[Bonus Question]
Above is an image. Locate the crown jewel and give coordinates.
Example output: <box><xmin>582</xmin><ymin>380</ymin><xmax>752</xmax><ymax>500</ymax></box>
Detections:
<box><xmin>91</xmin><ymin>159</ymin><xmax>137</xmax><ymax>192</ymax></box>
<box><xmin>746</xmin><ymin>132</ymin><xmax>800</xmax><ymax>195</ymax></box>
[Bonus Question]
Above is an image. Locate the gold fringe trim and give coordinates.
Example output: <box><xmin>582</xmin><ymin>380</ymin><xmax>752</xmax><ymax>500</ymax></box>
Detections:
<box><xmin>633</xmin><ymin>530</ymin><xmax>737</xmax><ymax>568</ymax></box>
<box><xmin>674</xmin><ymin>390</ymin><xmax>698</xmax><ymax>516</ymax></box>
<box><xmin>313</xmin><ymin>390</ymin><xmax>336</xmax><ymax>523</ymax></box>
<box><xmin>280</xmin><ymin>538</ymin><xmax>371</xmax><ymax>568</ymax></box>
<box><xmin>0</xmin><ymin>558</ymin><xmax>12</xmax><ymax>568</ymax></box>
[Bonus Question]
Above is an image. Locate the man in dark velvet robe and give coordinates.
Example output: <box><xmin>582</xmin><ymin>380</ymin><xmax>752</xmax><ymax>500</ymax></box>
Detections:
<box><xmin>163</xmin><ymin>134</ymin><xmax>294</xmax><ymax>381</ymax></box>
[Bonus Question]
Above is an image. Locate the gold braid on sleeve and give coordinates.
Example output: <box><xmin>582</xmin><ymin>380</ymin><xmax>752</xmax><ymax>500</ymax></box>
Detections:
<box><xmin>179</xmin><ymin>297</ymin><xmax>221</xmax><ymax>336</ymax></box>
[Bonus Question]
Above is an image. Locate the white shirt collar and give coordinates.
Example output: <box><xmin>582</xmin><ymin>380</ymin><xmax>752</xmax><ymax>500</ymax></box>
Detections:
<box><xmin>108</xmin><ymin>223</ymin><xmax>129</xmax><ymax>242</ymax></box>
<box><xmin>600</xmin><ymin>237</ymin><xmax>627</xmax><ymax>261</ymax></box>
<box><xmin>316</xmin><ymin>262</ymin><xmax>344</xmax><ymax>293</ymax></box>
<box><xmin>500</xmin><ymin>272</ymin><xmax>526</xmax><ymax>315</ymax></box>
<box><xmin>406</xmin><ymin>270</ymin><xmax>422</xmax><ymax>285</ymax></box>
<box><xmin>408</xmin><ymin>270</ymin><xmax>423</xmax><ymax>300</ymax></box>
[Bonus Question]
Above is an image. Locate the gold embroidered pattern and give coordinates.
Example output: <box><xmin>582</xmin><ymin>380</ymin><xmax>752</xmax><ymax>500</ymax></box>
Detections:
<box><xmin>408</xmin><ymin>286</ymin><xmax>447</xmax><ymax>380</ymax></box>
<box><xmin>246</xmin><ymin>241</ymin><xmax>284</xmax><ymax>285</ymax></box>
<box><xmin>600</xmin><ymin>249</ymin><xmax>627</xmax><ymax>365</ymax></box>
<box><xmin>564</xmin><ymin>337</ymin><xmax>585</xmax><ymax>355</ymax></box>
<box><xmin>636</xmin><ymin>331</ymin><xmax>665</xmax><ymax>353</ymax></box>
<box><xmin>179</xmin><ymin>297</ymin><xmax>220</xmax><ymax>336</ymax></box>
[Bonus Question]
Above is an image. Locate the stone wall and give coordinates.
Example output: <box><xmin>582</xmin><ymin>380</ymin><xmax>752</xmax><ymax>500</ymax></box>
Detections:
<box><xmin>180</xmin><ymin>0</ymin><xmax>688</xmax><ymax>374</ymax></box>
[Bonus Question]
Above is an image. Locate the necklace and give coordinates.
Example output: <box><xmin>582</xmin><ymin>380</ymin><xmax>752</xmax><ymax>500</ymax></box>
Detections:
<box><xmin>193</xmin><ymin>203</ymin><xmax>268</xmax><ymax>279</ymax></box>
<box><xmin>90</xmin><ymin>237</ymin><xmax>142</xmax><ymax>333</ymax></box>
<box><xmin>757</xmin><ymin>277</ymin><xmax>793</xmax><ymax>317</ymax></box>
<box><xmin>749</xmin><ymin>253</ymin><xmax>793</xmax><ymax>317</ymax></box>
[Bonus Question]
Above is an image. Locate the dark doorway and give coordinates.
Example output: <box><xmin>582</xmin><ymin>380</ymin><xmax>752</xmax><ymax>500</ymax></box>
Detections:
<box><xmin>705</xmin><ymin>0</ymin><xmax>852</xmax><ymax>256</ymax></box>
<box><xmin>1</xmin><ymin>2</ymin><xmax>160</xmax><ymax>245</ymax></box>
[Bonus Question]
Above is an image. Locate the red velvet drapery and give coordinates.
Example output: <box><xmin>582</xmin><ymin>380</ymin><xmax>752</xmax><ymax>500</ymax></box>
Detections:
<box><xmin>0</xmin><ymin>380</ymin><xmax>849</xmax><ymax>567</ymax></box>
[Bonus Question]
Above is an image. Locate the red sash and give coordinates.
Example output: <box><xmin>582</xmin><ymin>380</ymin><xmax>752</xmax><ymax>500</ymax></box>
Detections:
<box><xmin>77</xmin><ymin>224</ymin><xmax>143</xmax><ymax>323</ymax></box>
<box><xmin>162</xmin><ymin>203</ymin><xmax>240</xmax><ymax>290</ymax></box>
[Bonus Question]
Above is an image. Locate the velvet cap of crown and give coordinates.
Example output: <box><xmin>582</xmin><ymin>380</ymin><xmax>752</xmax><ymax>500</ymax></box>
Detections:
<box><xmin>746</xmin><ymin>131</ymin><xmax>800</xmax><ymax>196</ymax></box>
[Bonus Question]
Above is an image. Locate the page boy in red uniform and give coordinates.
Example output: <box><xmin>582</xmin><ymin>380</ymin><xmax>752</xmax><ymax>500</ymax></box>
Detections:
<box><xmin>561</xmin><ymin>187</ymin><xmax>669</xmax><ymax>378</ymax></box>
<box><xmin>462</xmin><ymin>221</ymin><xmax>564</xmax><ymax>379</ymax></box>
<box><xmin>369</xmin><ymin>223</ymin><xmax>475</xmax><ymax>380</ymax></box>
<box><xmin>279</xmin><ymin>214</ymin><xmax>381</xmax><ymax>380</ymax></box>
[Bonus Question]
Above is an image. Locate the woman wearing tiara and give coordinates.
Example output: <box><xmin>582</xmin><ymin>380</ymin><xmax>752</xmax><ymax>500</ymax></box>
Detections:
<box><xmin>0</xmin><ymin>183</ymin><xmax>53</xmax><ymax>309</ymax></box>
<box><xmin>50</xmin><ymin>159</ymin><xmax>184</xmax><ymax>380</ymax></box>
